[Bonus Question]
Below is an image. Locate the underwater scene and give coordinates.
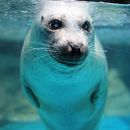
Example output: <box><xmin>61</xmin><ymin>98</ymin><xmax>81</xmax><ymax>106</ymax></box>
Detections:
<box><xmin>0</xmin><ymin>0</ymin><xmax>130</xmax><ymax>130</ymax></box>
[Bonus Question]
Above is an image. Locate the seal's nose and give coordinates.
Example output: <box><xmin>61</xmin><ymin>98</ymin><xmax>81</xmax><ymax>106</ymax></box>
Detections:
<box><xmin>49</xmin><ymin>41</ymin><xmax>88</xmax><ymax>66</ymax></box>
<box><xmin>65</xmin><ymin>42</ymin><xmax>87</xmax><ymax>56</ymax></box>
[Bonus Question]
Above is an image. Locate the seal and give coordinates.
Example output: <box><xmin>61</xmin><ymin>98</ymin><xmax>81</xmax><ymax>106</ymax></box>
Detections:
<box><xmin>20</xmin><ymin>1</ymin><xmax>108</xmax><ymax>130</ymax></box>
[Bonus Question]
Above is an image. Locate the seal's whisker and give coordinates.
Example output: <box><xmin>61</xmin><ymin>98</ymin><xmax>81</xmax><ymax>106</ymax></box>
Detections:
<box><xmin>33</xmin><ymin>55</ymin><xmax>47</xmax><ymax>61</ymax></box>
<box><xmin>31</xmin><ymin>41</ymin><xmax>48</xmax><ymax>45</ymax></box>
<box><xmin>30</xmin><ymin>41</ymin><xmax>61</xmax><ymax>51</ymax></box>
<box><xmin>31</xmin><ymin>45</ymin><xmax>59</xmax><ymax>51</ymax></box>
<box><xmin>104</xmin><ymin>47</ymin><xmax>130</xmax><ymax>54</ymax></box>
<box><xmin>92</xmin><ymin>49</ymin><xmax>107</xmax><ymax>53</ymax></box>
<box><xmin>30</xmin><ymin>41</ymin><xmax>43</xmax><ymax>44</ymax></box>
<box><xmin>89</xmin><ymin>51</ymin><xmax>100</xmax><ymax>55</ymax></box>
<box><xmin>33</xmin><ymin>56</ymin><xmax>45</xmax><ymax>61</ymax></box>
<box><xmin>89</xmin><ymin>47</ymin><xmax>107</xmax><ymax>53</ymax></box>
<box><xmin>29</xmin><ymin>46</ymin><xmax>59</xmax><ymax>51</ymax></box>
<box><xmin>33</xmin><ymin>54</ymin><xmax>50</xmax><ymax>61</ymax></box>
<box><xmin>88</xmin><ymin>45</ymin><xmax>95</xmax><ymax>49</ymax></box>
<box><xmin>88</xmin><ymin>45</ymin><xmax>94</xmax><ymax>48</ymax></box>
<box><xmin>98</xmin><ymin>50</ymin><xmax>108</xmax><ymax>53</ymax></box>
<box><xmin>30</xmin><ymin>44</ymin><xmax>49</xmax><ymax>48</ymax></box>
<box><xmin>89</xmin><ymin>54</ymin><xmax>106</xmax><ymax>61</ymax></box>
<box><xmin>89</xmin><ymin>47</ymin><xmax>94</xmax><ymax>51</ymax></box>
<box><xmin>24</xmin><ymin>48</ymin><xmax>48</xmax><ymax>54</ymax></box>
<box><xmin>89</xmin><ymin>51</ymin><xmax>95</xmax><ymax>54</ymax></box>
<box><xmin>30</xmin><ymin>41</ymin><xmax>48</xmax><ymax>46</ymax></box>
<box><xmin>30</xmin><ymin>47</ymin><xmax>49</xmax><ymax>50</ymax></box>
<box><xmin>30</xmin><ymin>41</ymin><xmax>54</xmax><ymax>48</ymax></box>
<box><xmin>89</xmin><ymin>49</ymin><xmax>96</xmax><ymax>53</ymax></box>
<box><xmin>89</xmin><ymin>52</ymin><xmax>106</xmax><ymax>59</ymax></box>
<box><xmin>24</xmin><ymin>48</ymin><xmax>60</xmax><ymax>54</ymax></box>
<box><xmin>31</xmin><ymin>43</ymin><xmax>48</xmax><ymax>47</ymax></box>
<box><xmin>50</xmin><ymin>55</ymin><xmax>72</xmax><ymax>64</ymax></box>
<box><xmin>50</xmin><ymin>45</ymin><xmax>61</xmax><ymax>49</ymax></box>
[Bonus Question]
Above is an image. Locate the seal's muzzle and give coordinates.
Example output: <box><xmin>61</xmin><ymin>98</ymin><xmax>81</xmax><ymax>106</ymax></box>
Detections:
<box><xmin>49</xmin><ymin>42</ymin><xmax>88</xmax><ymax>66</ymax></box>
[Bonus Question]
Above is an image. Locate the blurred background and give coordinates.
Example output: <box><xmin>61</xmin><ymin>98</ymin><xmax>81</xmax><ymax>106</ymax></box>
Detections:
<box><xmin>0</xmin><ymin>0</ymin><xmax>130</xmax><ymax>128</ymax></box>
<box><xmin>85</xmin><ymin>0</ymin><xmax>130</xmax><ymax>3</ymax></box>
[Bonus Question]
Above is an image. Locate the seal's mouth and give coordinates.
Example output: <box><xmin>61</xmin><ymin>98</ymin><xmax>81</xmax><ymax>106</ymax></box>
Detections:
<box><xmin>49</xmin><ymin>45</ymin><xmax>88</xmax><ymax>67</ymax></box>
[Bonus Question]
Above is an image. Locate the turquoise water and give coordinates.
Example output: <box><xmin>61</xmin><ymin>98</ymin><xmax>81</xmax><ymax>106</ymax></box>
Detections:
<box><xmin>0</xmin><ymin>1</ymin><xmax>130</xmax><ymax>130</ymax></box>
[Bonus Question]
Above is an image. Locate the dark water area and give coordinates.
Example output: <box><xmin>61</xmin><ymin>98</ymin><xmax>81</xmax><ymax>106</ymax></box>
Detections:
<box><xmin>0</xmin><ymin>41</ymin><xmax>39</xmax><ymax>124</ymax></box>
<box><xmin>104</xmin><ymin>44</ymin><xmax>130</xmax><ymax>90</ymax></box>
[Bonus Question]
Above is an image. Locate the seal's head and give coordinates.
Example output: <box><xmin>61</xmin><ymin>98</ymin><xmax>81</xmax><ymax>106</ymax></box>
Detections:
<box><xmin>36</xmin><ymin>1</ymin><xmax>94</xmax><ymax>67</ymax></box>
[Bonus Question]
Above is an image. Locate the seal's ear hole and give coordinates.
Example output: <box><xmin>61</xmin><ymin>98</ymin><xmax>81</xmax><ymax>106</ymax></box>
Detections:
<box><xmin>90</xmin><ymin>84</ymin><xmax>100</xmax><ymax>104</ymax></box>
<box><xmin>25</xmin><ymin>86</ymin><xmax>40</xmax><ymax>108</ymax></box>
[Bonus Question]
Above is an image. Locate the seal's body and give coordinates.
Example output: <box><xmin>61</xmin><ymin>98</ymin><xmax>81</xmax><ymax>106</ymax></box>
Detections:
<box><xmin>21</xmin><ymin>1</ymin><xmax>108</xmax><ymax>130</ymax></box>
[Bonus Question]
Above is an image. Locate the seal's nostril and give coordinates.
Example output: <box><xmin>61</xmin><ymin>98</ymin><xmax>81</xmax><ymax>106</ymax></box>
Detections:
<box><xmin>66</xmin><ymin>45</ymin><xmax>72</xmax><ymax>52</ymax></box>
<box><xmin>80</xmin><ymin>45</ymin><xmax>86</xmax><ymax>53</ymax></box>
<box><xmin>67</xmin><ymin>43</ymin><xmax>86</xmax><ymax>55</ymax></box>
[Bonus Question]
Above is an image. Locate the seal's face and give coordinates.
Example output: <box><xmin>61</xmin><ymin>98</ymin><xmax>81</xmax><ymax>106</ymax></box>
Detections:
<box><xmin>39</xmin><ymin>1</ymin><xmax>94</xmax><ymax>66</ymax></box>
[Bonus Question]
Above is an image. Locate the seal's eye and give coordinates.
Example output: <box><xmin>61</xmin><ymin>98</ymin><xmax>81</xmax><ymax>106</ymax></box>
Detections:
<box><xmin>82</xmin><ymin>21</ymin><xmax>91</xmax><ymax>32</ymax></box>
<box><xmin>49</xmin><ymin>19</ymin><xmax>63</xmax><ymax>30</ymax></box>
